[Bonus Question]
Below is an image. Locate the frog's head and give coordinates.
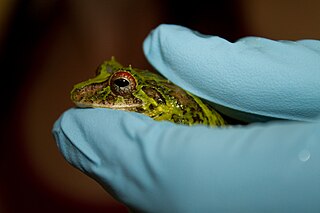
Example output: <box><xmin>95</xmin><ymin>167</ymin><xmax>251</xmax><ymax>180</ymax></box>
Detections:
<box><xmin>71</xmin><ymin>58</ymin><xmax>165</xmax><ymax>111</ymax></box>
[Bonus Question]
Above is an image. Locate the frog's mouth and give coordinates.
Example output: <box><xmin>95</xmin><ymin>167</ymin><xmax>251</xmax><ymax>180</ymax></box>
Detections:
<box><xmin>74</xmin><ymin>101</ymin><xmax>143</xmax><ymax>110</ymax></box>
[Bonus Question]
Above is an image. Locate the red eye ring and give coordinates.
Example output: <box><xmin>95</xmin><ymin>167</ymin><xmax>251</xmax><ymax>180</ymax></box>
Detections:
<box><xmin>109</xmin><ymin>71</ymin><xmax>136</xmax><ymax>96</ymax></box>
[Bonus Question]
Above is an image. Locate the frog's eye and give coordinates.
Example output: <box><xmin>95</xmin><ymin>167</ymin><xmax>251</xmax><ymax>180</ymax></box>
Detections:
<box><xmin>110</xmin><ymin>71</ymin><xmax>136</xmax><ymax>96</ymax></box>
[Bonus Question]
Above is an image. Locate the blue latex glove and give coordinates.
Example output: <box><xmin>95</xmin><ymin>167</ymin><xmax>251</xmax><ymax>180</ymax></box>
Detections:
<box><xmin>143</xmin><ymin>25</ymin><xmax>320</xmax><ymax>122</ymax></box>
<box><xmin>53</xmin><ymin>24</ymin><xmax>320</xmax><ymax>213</ymax></box>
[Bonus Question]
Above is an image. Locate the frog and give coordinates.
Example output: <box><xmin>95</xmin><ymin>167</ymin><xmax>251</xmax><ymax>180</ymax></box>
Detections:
<box><xmin>70</xmin><ymin>57</ymin><xmax>226</xmax><ymax>127</ymax></box>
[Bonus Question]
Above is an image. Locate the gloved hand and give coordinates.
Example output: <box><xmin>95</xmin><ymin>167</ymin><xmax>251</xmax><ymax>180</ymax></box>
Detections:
<box><xmin>53</xmin><ymin>24</ymin><xmax>320</xmax><ymax>213</ymax></box>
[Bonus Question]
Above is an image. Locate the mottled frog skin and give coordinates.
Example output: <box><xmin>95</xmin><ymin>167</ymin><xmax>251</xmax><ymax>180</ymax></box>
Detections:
<box><xmin>71</xmin><ymin>58</ymin><xmax>226</xmax><ymax>127</ymax></box>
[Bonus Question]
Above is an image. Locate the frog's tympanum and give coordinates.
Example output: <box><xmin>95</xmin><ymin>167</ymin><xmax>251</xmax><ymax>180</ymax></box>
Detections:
<box><xmin>71</xmin><ymin>58</ymin><xmax>226</xmax><ymax>127</ymax></box>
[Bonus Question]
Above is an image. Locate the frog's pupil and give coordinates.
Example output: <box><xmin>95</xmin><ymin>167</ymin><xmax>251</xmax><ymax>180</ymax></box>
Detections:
<box><xmin>114</xmin><ymin>78</ymin><xmax>129</xmax><ymax>87</ymax></box>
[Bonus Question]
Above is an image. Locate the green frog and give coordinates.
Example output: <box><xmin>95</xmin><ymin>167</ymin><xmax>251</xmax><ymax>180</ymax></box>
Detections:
<box><xmin>71</xmin><ymin>57</ymin><xmax>226</xmax><ymax>127</ymax></box>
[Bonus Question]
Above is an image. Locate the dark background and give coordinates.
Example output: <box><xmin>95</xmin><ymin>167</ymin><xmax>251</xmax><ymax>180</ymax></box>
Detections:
<box><xmin>1</xmin><ymin>0</ymin><xmax>319</xmax><ymax>212</ymax></box>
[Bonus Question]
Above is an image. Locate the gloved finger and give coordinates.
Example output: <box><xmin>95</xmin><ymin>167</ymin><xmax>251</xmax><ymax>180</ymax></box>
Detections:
<box><xmin>143</xmin><ymin>24</ymin><xmax>320</xmax><ymax>122</ymax></box>
<box><xmin>53</xmin><ymin>108</ymin><xmax>320</xmax><ymax>212</ymax></box>
<box><xmin>52</xmin><ymin>107</ymin><xmax>177</xmax><ymax>208</ymax></box>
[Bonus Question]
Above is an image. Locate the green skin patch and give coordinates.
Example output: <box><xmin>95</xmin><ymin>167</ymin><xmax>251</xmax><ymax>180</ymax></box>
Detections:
<box><xmin>71</xmin><ymin>57</ymin><xmax>226</xmax><ymax>127</ymax></box>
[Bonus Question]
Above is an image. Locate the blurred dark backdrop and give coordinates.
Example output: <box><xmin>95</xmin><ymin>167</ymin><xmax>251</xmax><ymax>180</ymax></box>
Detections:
<box><xmin>0</xmin><ymin>0</ymin><xmax>319</xmax><ymax>212</ymax></box>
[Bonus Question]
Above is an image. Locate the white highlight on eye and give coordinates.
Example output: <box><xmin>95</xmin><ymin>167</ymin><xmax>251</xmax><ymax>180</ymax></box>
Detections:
<box><xmin>298</xmin><ymin>149</ymin><xmax>311</xmax><ymax>162</ymax></box>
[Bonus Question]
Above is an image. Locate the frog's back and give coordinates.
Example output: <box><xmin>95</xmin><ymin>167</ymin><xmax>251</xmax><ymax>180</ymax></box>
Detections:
<box><xmin>139</xmin><ymin>79</ymin><xmax>226</xmax><ymax>127</ymax></box>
